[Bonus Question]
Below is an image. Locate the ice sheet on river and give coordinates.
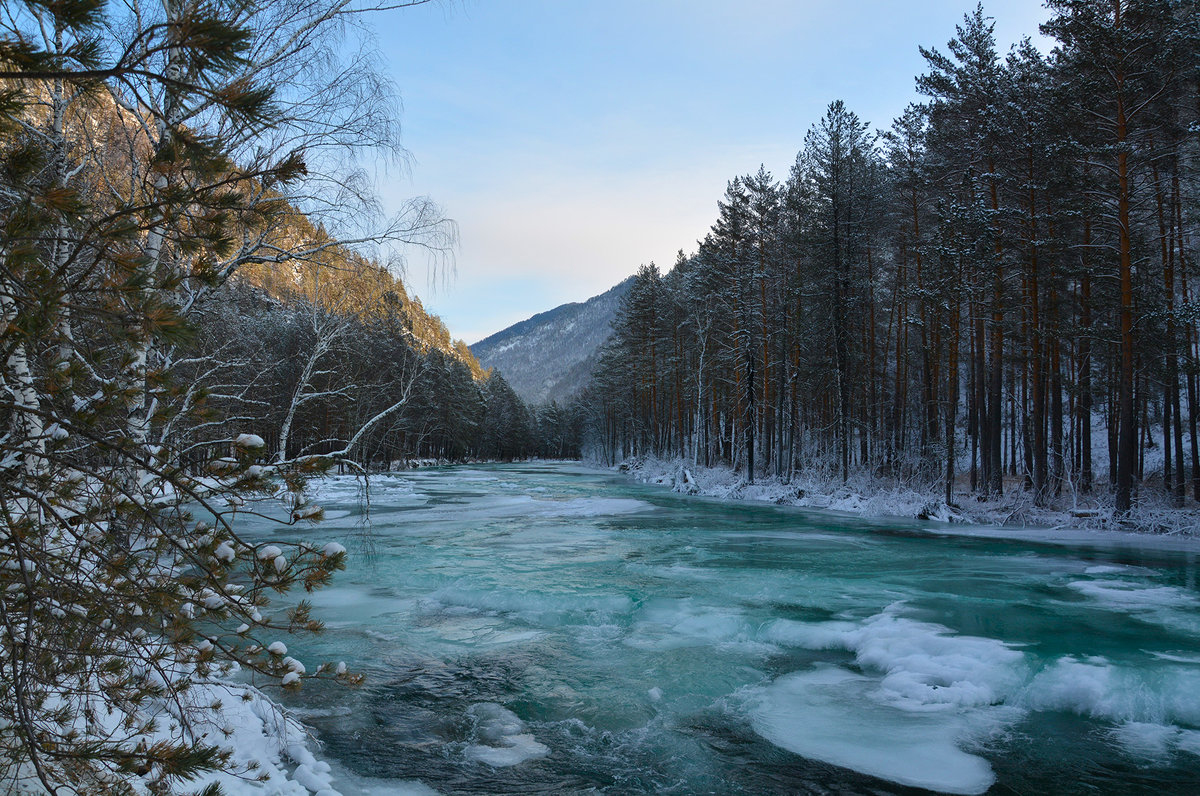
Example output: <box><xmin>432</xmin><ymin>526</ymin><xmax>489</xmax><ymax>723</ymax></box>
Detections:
<box><xmin>462</xmin><ymin>703</ymin><xmax>549</xmax><ymax>767</ymax></box>
<box><xmin>310</xmin><ymin>474</ymin><xmax>423</xmax><ymax>504</ymax></box>
<box><xmin>748</xmin><ymin>605</ymin><xmax>1023</xmax><ymax>794</ymax></box>
<box><xmin>427</xmin><ymin>494</ymin><xmax>652</xmax><ymax>519</ymax></box>
<box><xmin>748</xmin><ymin>665</ymin><xmax>999</xmax><ymax>794</ymax></box>
<box><xmin>747</xmin><ymin>601</ymin><xmax>1200</xmax><ymax>791</ymax></box>
<box><xmin>1064</xmin><ymin>577</ymin><xmax>1200</xmax><ymax>636</ymax></box>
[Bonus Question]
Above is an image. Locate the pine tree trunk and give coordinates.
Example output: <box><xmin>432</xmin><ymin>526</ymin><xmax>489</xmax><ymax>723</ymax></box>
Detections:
<box><xmin>1030</xmin><ymin>240</ymin><xmax>1047</xmax><ymax>500</ymax></box>
<box><xmin>1080</xmin><ymin>217</ymin><xmax>1094</xmax><ymax>492</ymax></box>
<box><xmin>1051</xmin><ymin>334</ymin><xmax>1064</xmax><ymax>496</ymax></box>
<box><xmin>747</xmin><ymin>349</ymin><xmax>755</xmax><ymax>484</ymax></box>
<box><xmin>1115</xmin><ymin>77</ymin><xmax>1137</xmax><ymax>514</ymax></box>
<box><xmin>989</xmin><ymin>275</ymin><xmax>1004</xmax><ymax>496</ymax></box>
<box><xmin>946</xmin><ymin>297</ymin><xmax>961</xmax><ymax>506</ymax></box>
<box><xmin>969</xmin><ymin>314</ymin><xmax>980</xmax><ymax>492</ymax></box>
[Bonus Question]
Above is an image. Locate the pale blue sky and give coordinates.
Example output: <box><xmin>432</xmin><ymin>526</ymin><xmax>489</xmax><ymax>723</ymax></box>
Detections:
<box><xmin>374</xmin><ymin>0</ymin><xmax>1052</xmax><ymax>344</ymax></box>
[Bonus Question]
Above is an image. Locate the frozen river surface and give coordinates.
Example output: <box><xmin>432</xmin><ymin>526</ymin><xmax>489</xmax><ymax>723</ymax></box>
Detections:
<box><xmin>259</xmin><ymin>463</ymin><xmax>1200</xmax><ymax>794</ymax></box>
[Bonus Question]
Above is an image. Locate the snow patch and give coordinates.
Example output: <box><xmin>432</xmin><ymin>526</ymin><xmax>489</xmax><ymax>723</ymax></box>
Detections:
<box><xmin>747</xmin><ymin>605</ymin><xmax>1032</xmax><ymax>792</ymax></box>
<box><xmin>462</xmin><ymin>703</ymin><xmax>549</xmax><ymax>767</ymax></box>
<box><xmin>615</xmin><ymin>454</ymin><xmax>1200</xmax><ymax>537</ymax></box>
<box><xmin>1110</xmin><ymin>722</ymin><xmax>1181</xmax><ymax>761</ymax></box>
<box><xmin>1023</xmin><ymin>655</ymin><xmax>1200</xmax><ymax>727</ymax></box>
<box><xmin>626</xmin><ymin>598</ymin><xmax>763</xmax><ymax>653</ymax></box>
<box><xmin>1066</xmin><ymin>579</ymin><xmax>1200</xmax><ymax>611</ymax></box>
<box><xmin>747</xmin><ymin>665</ymin><xmax>998</xmax><ymax>795</ymax></box>
<box><xmin>762</xmin><ymin>606</ymin><xmax>1028</xmax><ymax>709</ymax></box>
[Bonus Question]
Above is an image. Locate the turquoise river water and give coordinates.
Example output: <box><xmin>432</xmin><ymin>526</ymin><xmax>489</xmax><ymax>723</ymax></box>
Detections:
<box><xmin>246</xmin><ymin>463</ymin><xmax>1200</xmax><ymax>795</ymax></box>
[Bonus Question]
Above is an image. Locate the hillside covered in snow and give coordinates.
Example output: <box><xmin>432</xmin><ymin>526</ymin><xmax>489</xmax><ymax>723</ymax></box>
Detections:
<box><xmin>471</xmin><ymin>276</ymin><xmax>633</xmax><ymax>404</ymax></box>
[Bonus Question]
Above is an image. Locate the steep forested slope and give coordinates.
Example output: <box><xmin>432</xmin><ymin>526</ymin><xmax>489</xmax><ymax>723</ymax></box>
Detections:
<box><xmin>236</xmin><ymin>225</ymin><xmax>486</xmax><ymax>380</ymax></box>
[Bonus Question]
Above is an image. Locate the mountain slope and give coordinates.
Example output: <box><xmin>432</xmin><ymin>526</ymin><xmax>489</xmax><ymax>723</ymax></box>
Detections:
<box><xmin>471</xmin><ymin>276</ymin><xmax>633</xmax><ymax>404</ymax></box>
<box><xmin>239</xmin><ymin>231</ymin><xmax>486</xmax><ymax>380</ymax></box>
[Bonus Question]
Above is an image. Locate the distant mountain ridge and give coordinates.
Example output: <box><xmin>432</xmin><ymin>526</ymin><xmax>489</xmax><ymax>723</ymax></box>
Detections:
<box><xmin>471</xmin><ymin>276</ymin><xmax>634</xmax><ymax>404</ymax></box>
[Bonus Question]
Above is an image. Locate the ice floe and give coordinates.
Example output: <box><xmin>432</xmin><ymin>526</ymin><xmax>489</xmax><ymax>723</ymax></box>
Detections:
<box><xmin>747</xmin><ymin>665</ymin><xmax>998</xmax><ymax>795</ymax></box>
<box><xmin>462</xmin><ymin>703</ymin><xmax>549</xmax><ymax>767</ymax></box>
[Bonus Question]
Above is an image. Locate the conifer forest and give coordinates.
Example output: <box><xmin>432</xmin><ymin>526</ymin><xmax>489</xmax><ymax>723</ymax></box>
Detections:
<box><xmin>585</xmin><ymin>2</ymin><xmax>1200</xmax><ymax>516</ymax></box>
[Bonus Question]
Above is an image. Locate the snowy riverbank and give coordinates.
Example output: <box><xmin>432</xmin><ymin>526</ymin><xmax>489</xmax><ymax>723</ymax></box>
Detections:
<box><xmin>4</xmin><ymin>675</ymin><xmax>350</xmax><ymax>796</ymax></box>
<box><xmin>616</xmin><ymin>455</ymin><xmax>1200</xmax><ymax>536</ymax></box>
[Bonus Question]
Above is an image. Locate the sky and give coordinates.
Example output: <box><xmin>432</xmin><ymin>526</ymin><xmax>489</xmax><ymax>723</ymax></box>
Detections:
<box><xmin>372</xmin><ymin>0</ymin><xmax>1053</xmax><ymax>345</ymax></box>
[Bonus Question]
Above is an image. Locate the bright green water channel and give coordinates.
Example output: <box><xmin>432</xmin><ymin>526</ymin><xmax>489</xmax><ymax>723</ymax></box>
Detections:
<box><xmin>248</xmin><ymin>463</ymin><xmax>1200</xmax><ymax>795</ymax></box>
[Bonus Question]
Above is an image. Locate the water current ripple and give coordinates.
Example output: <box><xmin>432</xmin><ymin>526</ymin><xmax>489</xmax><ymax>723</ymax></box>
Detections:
<box><xmin>238</xmin><ymin>463</ymin><xmax>1200</xmax><ymax>795</ymax></box>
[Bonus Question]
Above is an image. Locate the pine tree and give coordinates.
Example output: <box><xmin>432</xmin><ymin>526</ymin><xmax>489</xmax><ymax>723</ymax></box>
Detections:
<box><xmin>1044</xmin><ymin>0</ymin><xmax>1191</xmax><ymax>513</ymax></box>
<box><xmin>803</xmin><ymin>101</ymin><xmax>876</xmax><ymax>483</ymax></box>
<box><xmin>0</xmin><ymin>0</ymin><xmax>449</xmax><ymax>790</ymax></box>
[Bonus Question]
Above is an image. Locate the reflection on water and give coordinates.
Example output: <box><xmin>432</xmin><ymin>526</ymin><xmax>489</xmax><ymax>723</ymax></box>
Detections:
<box><xmin>236</xmin><ymin>463</ymin><xmax>1200</xmax><ymax>795</ymax></box>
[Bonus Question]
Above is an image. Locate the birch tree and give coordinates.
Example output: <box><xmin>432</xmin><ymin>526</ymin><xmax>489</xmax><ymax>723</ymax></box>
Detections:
<box><xmin>0</xmin><ymin>0</ymin><xmax>452</xmax><ymax>791</ymax></box>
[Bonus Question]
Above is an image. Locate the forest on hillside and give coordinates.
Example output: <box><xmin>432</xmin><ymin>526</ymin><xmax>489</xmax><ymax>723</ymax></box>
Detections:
<box><xmin>584</xmin><ymin>2</ymin><xmax>1200</xmax><ymax>515</ymax></box>
<box><xmin>0</xmin><ymin>0</ymin><xmax>566</xmax><ymax>480</ymax></box>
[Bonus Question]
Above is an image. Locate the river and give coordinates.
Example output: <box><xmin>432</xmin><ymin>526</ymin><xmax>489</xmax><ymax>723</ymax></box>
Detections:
<box><xmin>249</xmin><ymin>462</ymin><xmax>1200</xmax><ymax>795</ymax></box>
